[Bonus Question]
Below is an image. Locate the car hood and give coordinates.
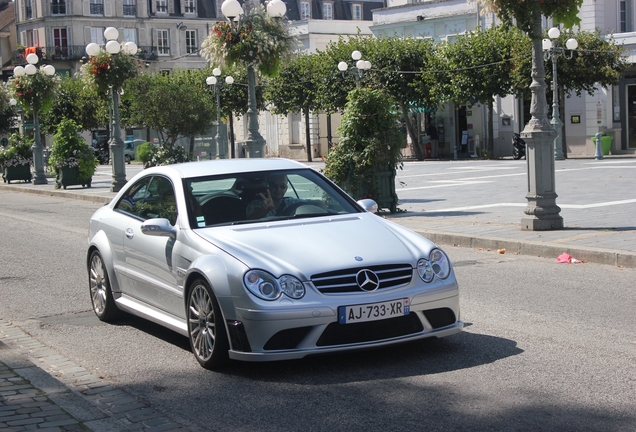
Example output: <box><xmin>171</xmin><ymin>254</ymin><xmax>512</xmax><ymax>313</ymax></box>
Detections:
<box><xmin>194</xmin><ymin>213</ymin><xmax>437</xmax><ymax>279</ymax></box>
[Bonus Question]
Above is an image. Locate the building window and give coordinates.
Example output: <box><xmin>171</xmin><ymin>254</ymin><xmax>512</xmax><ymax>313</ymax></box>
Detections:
<box><xmin>620</xmin><ymin>1</ymin><xmax>633</xmax><ymax>32</ymax></box>
<box><xmin>323</xmin><ymin>2</ymin><xmax>332</xmax><ymax>20</ymax></box>
<box><xmin>25</xmin><ymin>0</ymin><xmax>33</xmax><ymax>19</ymax></box>
<box><xmin>351</xmin><ymin>3</ymin><xmax>362</xmax><ymax>20</ymax></box>
<box><xmin>123</xmin><ymin>0</ymin><xmax>136</xmax><ymax>16</ymax></box>
<box><xmin>90</xmin><ymin>0</ymin><xmax>104</xmax><ymax>15</ymax></box>
<box><xmin>156</xmin><ymin>0</ymin><xmax>167</xmax><ymax>13</ymax></box>
<box><xmin>90</xmin><ymin>27</ymin><xmax>104</xmax><ymax>44</ymax></box>
<box><xmin>123</xmin><ymin>29</ymin><xmax>137</xmax><ymax>45</ymax></box>
<box><xmin>300</xmin><ymin>1</ymin><xmax>310</xmax><ymax>19</ymax></box>
<box><xmin>53</xmin><ymin>28</ymin><xmax>68</xmax><ymax>57</ymax></box>
<box><xmin>51</xmin><ymin>0</ymin><xmax>66</xmax><ymax>15</ymax></box>
<box><xmin>184</xmin><ymin>0</ymin><xmax>195</xmax><ymax>13</ymax></box>
<box><xmin>185</xmin><ymin>30</ymin><xmax>197</xmax><ymax>54</ymax></box>
<box><xmin>158</xmin><ymin>30</ymin><xmax>170</xmax><ymax>55</ymax></box>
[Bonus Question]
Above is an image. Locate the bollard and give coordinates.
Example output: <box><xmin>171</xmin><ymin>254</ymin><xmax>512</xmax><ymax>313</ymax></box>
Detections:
<box><xmin>594</xmin><ymin>132</ymin><xmax>603</xmax><ymax>160</ymax></box>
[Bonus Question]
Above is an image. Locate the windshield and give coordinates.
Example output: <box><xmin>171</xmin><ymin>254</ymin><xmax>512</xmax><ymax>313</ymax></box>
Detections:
<box><xmin>184</xmin><ymin>169</ymin><xmax>361</xmax><ymax>228</ymax></box>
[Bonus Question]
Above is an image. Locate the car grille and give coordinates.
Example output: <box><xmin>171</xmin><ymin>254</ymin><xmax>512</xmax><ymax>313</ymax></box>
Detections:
<box><xmin>316</xmin><ymin>313</ymin><xmax>424</xmax><ymax>346</ymax></box>
<box><xmin>311</xmin><ymin>264</ymin><xmax>413</xmax><ymax>294</ymax></box>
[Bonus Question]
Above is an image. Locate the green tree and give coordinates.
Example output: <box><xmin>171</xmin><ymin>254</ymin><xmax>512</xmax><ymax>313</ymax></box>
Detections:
<box><xmin>266</xmin><ymin>54</ymin><xmax>322</xmax><ymax>162</ymax></box>
<box><xmin>430</xmin><ymin>25</ymin><xmax>528</xmax><ymax>156</ymax></box>
<box><xmin>125</xmin><ymin>69</ymin><xmax>216</xmax><ymax>158</ymax></box>
<box><xmin>39</xmin><ymin>75</ymin><xmax>109</xmax><ymax>134</ymax></box>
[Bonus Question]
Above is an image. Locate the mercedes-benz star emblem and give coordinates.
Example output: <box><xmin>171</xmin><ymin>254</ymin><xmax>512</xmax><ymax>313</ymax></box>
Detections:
<box><xmin>356</xmin><ymin>269</ymin><xmax>380</xmax><ymax>292</ymax></box>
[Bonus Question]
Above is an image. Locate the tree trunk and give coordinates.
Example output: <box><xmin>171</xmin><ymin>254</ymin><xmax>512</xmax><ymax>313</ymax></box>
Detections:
<box><xmin>189</xmin><ymin>136</ymin><xmax>195</xmax><ymax>160</ymax></box>
<box><xmin>400</xmin><ymin>103</ymin><xmax>422</xmax><ymax>161</ymax></box>
<box><xmin>304</xmin><ymin>107</ymin><xmax>313</xmax><ymax>162</ymax></box>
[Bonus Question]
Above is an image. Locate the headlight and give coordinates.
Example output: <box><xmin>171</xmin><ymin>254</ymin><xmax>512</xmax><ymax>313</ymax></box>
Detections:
<box><xmin>244</xmin><ymin>270</ymin><xmax>305</xmax><ymax>301</ymax></box>
<box><xmin>417</xmin><ymin>249</ymin><xmax>451</xmax><ymax>282</ymax></box>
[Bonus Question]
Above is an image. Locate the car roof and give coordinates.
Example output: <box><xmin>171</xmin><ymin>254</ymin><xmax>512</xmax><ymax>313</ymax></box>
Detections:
<box><xmin>141</xmin><ymin>158</ymin><xmax>310</xmax><ymax>180</ymax></box>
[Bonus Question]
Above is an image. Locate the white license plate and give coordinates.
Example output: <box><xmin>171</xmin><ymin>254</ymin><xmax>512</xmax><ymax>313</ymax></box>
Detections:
<box><xmin>338</xmin><ymin>299</ymin><xmax>410</xmax><ymax>324</ymax></box>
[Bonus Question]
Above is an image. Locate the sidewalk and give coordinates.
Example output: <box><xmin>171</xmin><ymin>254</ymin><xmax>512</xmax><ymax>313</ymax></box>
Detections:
<box><xmin>1</xmin><ymin>158</ymin><xmax>635</xmax><ymax>430</ymax></box>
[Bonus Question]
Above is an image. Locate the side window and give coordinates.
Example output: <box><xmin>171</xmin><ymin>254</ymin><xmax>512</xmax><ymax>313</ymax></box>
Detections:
<box><xmin>115</xmin><ymin>176</ymin><xmax>152</xmax><ymax>218</ymax></box>
<box><xmin>114</xmin><ymin>176</ymin><xmax>177</xmax><ymax>225</ymax></box>
<box><xmin>142</xmin><ymin>176</ymin><xmax>178</xmax><ymax>224</ymax></box>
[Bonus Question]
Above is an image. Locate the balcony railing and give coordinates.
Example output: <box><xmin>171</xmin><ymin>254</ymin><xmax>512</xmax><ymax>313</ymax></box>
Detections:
<box><xmin>184</xmin><ymin>5</ymin><xmax>195</xmax><ymax>13</ymax></box>
<box><xmin>25</xmin><ymin>6</ymin><xmax>33</xmax><ymax>19</ymax></box>
<box><xmin>11</xmin><ymin>45</ymin><xmax>160</xmax><ymax>66</ymax></box>
<box><xmin>123</xmin><ymin>4</ymin><xmax>136</xmax><ymax>16</ymax></box>
<box><xmin>51</xmin><ymin>2</ymin><xmax>66</xmax><ymax>15</ymax></box>
<box><xmin>90</xmin><ymin>3</ymin><xmax>104</xmax><ymax>15</ymax></box>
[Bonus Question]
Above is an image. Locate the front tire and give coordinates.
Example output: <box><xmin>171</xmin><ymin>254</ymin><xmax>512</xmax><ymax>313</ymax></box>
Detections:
<box><xmin>88</xmin><ymin>250</ymin><xmax>120</xmax><ymax>322</ymax></box>
<box><xmin>512</xmin><ymin>147</ymin><xmax>522</xmax><ymax>160</ymax></box>
<box><xmin>125</xmin><ymin>155</ymin><xmax>131</xmax><ymax>164</ymax></box>
<box><xmin>187</xmin><ymin>280</ymin><xmax>230</xmax><ymax>369</ymax></box>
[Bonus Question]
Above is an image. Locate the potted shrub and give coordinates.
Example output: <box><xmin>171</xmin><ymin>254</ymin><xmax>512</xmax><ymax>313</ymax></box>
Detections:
<box><xmin>0</xmin><ymin>133</ymin><xmax>33</xmax><ymax>183</ymax></box>
<box><xmin>48</xmin><ymin>119</ymin><xmax>98</xmax><ymax>189</ymax></box>
<box><xmin>324</xmin><ymin>87</ymin><xmax>403</xmax><ymax>213</ymax></box>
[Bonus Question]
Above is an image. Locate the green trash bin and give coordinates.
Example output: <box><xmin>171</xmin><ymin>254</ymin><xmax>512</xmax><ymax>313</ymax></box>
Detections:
<box><xmin>591</xmin><ymin>135</ymin><xmax>613</xmax><ymax>155</ymax></box>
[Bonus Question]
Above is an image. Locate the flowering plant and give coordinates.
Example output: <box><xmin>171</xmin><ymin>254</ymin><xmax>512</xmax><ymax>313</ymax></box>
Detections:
<box><xmin>81</xmin><ymin>49</ymin><xmax>140</xmax><ymax>94</ymax></box>
<box><xmin>201</xmin><ymin>6</ymin><xmax>295</xmax><ymax>77</ymax></box>
<box><xmin>48</xmin><ymin>119</ymin><xmax>98</xmax><ymax>187</ymax></box>
<box><xmin>0</xmin><ymin>133</ymin><xmax>33</xmax><ymax>169</ymax></box>
<box><xmin>9</xmin><ymin>68</ymin><xmax>59</xmax><ymax>113</ymax></box>
<box><xmin>138</xmin><ymin>141</ymin><xmax>189</xmax><ymax>168</ymax></box>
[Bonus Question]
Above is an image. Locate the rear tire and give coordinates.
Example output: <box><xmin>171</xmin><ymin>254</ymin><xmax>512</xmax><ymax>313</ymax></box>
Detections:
<box><xmin>187</xmin><ymin>280</ymin><xmax>230</xmax><ymax>369</ymax></box>
<box><xmin>88</xmin><ymin>250</ymin><xmax>120</xmax><ymax>322</ymax></box>
<box><xmin>125</xmin><ymin>155</ymin><xmax>131</xmax><ymax>164</ymax></box>
<box><xmin>512</xmin><ymin>147</ymin><xmax>522</xmax><ymax>160</ymax></box>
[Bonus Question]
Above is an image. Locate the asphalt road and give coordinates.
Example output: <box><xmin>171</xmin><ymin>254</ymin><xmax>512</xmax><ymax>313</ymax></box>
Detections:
<box><xmin>1</xmin><ymin>191</ymin><xmax>635</xmax><ymax>431</ymax></box>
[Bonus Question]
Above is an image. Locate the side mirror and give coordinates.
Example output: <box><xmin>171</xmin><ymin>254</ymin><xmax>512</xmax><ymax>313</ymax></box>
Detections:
<box><xmin>357</xmin><ymin>199</ymin><xmax>378</xmax><ymax>213</ymax></box>
<box><xmin>141</xmin><ymin>218</ymin><xmax>177</xmax><ymax>239</ymax></box>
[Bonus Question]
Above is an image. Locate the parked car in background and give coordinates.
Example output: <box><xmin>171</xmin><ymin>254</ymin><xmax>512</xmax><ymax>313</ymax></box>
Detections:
<box><xmin>87</xmin><ymin>159</ymin><xmax>462</xmax><ymax>370</ymax></box>
<box><xmin>124</xmin><ymin>139</ymin><xmax>145</xmax><ymax>164</ymax></box>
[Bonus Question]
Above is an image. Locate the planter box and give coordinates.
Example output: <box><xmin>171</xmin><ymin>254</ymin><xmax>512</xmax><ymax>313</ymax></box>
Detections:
<box><xmin>2</xmin><ymin>164</ymin><xmax>32</xmax><ymax>184</ymax></box>
<box><xmin>57</xmin><ymin>166</ymin><xmax>91</xmax><ymax>189</ymax></box>
<box><xmin>344</xmin><ymin>167</ymin><xmax>398</xmax><ymax>213</ymax></box>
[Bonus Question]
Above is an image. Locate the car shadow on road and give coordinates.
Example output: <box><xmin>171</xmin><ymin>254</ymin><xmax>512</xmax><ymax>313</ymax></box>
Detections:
<box><xmin>223</xmin><ymin>328</ymin><xmax>523</xmax><ymax>384</ymax></box>
<box><xmin>386</xmin><ymin>211</ymin><xmax>486</xmax><ymax>218</ymax></box>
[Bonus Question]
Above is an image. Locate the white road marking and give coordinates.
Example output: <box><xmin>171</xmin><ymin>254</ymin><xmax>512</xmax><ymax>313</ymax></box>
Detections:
<box><xmin>421</xmin><ymin>198</ymin><xmax>636</xmax><ymax>213</ymax></box>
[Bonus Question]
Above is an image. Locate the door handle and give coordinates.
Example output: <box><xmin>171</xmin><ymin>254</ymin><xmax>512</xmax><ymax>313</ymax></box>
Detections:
<box><xmin>125</xmin><ymin>228</ymin><xmax>134</xmax><ymax>239</ymax></box>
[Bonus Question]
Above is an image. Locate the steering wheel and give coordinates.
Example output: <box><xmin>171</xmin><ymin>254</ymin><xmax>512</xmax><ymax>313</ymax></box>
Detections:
<box><xmin>277</xmin><ymin>202</ymin><xmax>328</xmax><ymax>216</ymax></box>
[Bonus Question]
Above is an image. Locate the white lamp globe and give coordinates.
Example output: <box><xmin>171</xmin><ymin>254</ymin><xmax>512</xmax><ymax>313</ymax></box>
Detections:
<box><xmin>221</xmin><ymin>0</ymin><xmax>243</xmax><ymax>19</ymax></box>
<box><xmin>86</xmin><ymin>43</ymin><xmax>100</xmax><ymax>57</ymax></box>
<box><xmin>351</xmin><ymin>50</ymin><xmax>362</xmax><ymax>61</ymax></box>
<box><xmin>104</xmin><ymin>27</ymin><xmax>119</xmax><ymax>41</ymax></box>
<box><xmin>566</xmin><ymin>38</ymin><xmax>578</xmax><ymax>50</ymax></box>
<box><xmin>337</xmin><ymin>61</ymin><xmax>348</xmax><ymax>72</ymax></box>
<box><xmin>13</xmin><ymin>66</ymin><xmax>25</xmax><ymax>77</ymax></box>
<box><xmin>267</xmin><ymin>0</ymin><xmax>286</xmax><ymax>17</ymax></box>
<box><xmin>225</xmin><ymin>76</ymin><xmax>234</xmax><ymax>85</ymax></box>
<box><xmin>123</xmin><ymin>41</ymin><xmax>138</xmax><ymax>55</ymax></box>
<box><xmin>26</xmin><ymin>53</ymin><xmax>39</xmax><ymax>64</ymax></box>
<box><xmin>364</xmin><ymin>60</ymin><xmax>371</xmax><ymax>70</ymax></box>
<box><xmin>213</xmin><ymin>67</ymin><xmax>222</xmax><ymax>76</ymax></box>
<box><xmin>106</xmin><ymin>40</ymin><xmax>121</xmax><ymax>54</ymax></box>
<box><xmin>542</xmin><ymin>38</ymin><xmax>552</xmax><ymax>51</ymax></box>
<box><xmin>548</xmin><ymin>27</ymin><xmax>560</xmax><ymax>39</ymax></box>
<box><xmin>9</xmin><ymin>98</ymin><xmax>17</xmax><ymax>106</ymax></box>
<box><xmin>206</xmin><ymin>76</ymin><xmax>217</xmax><ymax>86</ymax></box>
<box><xmin>43</xmin><ymin>65</ymin><xmax>56</xmax><ymax>76</ymax></box>
<box><xmin>356</xmin><ymin>60</ymin><xmax>365</xmax><ymax>70</ymax></box>
<box><xmin>25</xmin><ymin>64</ymin><xmax>37</xmax><ymax>75</ymax></box>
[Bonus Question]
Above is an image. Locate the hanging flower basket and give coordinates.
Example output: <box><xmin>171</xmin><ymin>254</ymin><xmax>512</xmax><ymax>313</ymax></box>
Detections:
<box><xmin>201</xmin><ymin>6</ymin><xmax>295</xmax><ymax>77</ymax></box>
<box><xmin>81</xmin><ymin>50</ymin><xmax>140</xmax><ymax>94</ymax></box>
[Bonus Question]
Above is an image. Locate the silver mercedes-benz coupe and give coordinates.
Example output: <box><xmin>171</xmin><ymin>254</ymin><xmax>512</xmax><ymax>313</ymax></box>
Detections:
<box><xmin>87</xmin><ymin>158</ymin><xmax>462</xmax><ymax>369</ymax></box>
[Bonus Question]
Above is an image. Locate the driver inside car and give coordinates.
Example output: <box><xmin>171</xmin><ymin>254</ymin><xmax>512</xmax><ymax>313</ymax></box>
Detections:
<box><xmin>246</xmin><ymin>173</ymin><xmax>326</xmax><ymax>219</ymax></box>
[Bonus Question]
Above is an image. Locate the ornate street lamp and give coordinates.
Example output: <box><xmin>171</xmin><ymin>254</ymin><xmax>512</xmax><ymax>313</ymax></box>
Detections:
<box><xmin>85</xmin><ymin>28</ymin><xmax>138</xmax><ymax>192</ymax></box>
<box><xmin>543</xmin><ymin>27</ymin><xmax>578</xmax><ymax>160</ymax></box>
<box><xmin>206</xmin><ymin>68</ymin><xmax>234</xmax><ymax>159</ymax></box>
<box><xmin>520</xmin><ymin>12</ymin><xmax>563</xmax><ymax>231</ymax></box>
<box><xmin>219</xmin><ymin>0</ymin><xmax>287</xmax><ymax>158</ymax></box>
<box><xmin>337</xmin><ymin>50</ymin><xmax>372</xmax><ymax>87</ymax></box>
<box><xmin>12</xmin><ymin>55</ymin><xmax>56</xmax><ymax>185</ymax></box>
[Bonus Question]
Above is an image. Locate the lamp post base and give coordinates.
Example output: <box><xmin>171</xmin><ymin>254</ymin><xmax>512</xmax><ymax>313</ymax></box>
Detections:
<box><xmin>245</xmin><ymin>138</ymin><xmax>265</xmax><ymax>158</ymax></box>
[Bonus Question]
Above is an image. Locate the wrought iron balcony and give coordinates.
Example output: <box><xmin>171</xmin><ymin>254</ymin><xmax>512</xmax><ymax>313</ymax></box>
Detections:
<box><xmin>123</xmin><ymin>4</ymin><xmax>136</xmax><ymax>16</ymax></box>
<box><xmin>11</xmin><ymin>45</ymin><xmax>160</xmax><ymax>66</ymax></box>
<box><xmin>90</xmin><ymin>3</ymin><xmax>104</xmax><ymax>15</ymax></box>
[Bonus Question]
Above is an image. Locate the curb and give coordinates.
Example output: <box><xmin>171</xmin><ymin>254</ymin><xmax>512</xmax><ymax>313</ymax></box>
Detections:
<box><xmin>416</xmin><ymin>229</ymin><xmax>636</xmax><ymax>268</ymax></box>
